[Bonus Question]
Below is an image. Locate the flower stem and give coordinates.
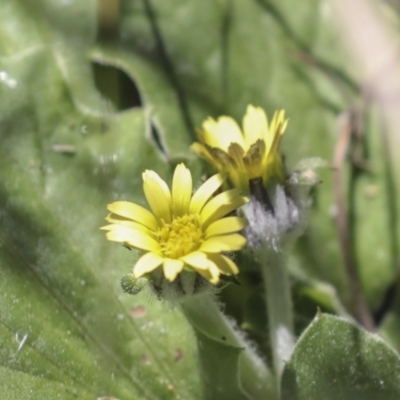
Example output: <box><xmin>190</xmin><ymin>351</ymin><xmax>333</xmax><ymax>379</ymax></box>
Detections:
<box><xmin>180</xmin><ymin>293</ymin><xmax>278</xmax><ymax>400</ymax></box>
<box><xmin>257</xmin><ymin>247</ymin><xmax>295</xmax><ymax>383</ymax></box>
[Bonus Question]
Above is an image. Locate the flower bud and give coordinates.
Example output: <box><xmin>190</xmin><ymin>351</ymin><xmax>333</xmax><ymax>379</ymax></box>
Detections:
<box><xmin>242</xmin><ymin>158</ymin><xmax>324</xmax><ymax>251</ymax></box>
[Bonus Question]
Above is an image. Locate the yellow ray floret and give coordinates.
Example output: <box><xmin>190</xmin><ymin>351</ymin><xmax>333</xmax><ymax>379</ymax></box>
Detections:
<box><xmin>102</xmin><ymin>163</ymin><xmax>248</xmax><ymax>283</ymax></box>
<box><xmin>191</xmin><ymin>105</ymin><xmax>288</xmax><ymax>193</ymax></box>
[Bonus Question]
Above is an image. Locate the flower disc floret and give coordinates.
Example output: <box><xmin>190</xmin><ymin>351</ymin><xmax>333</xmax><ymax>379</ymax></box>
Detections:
<box><xmin>191</xmin><ymin>105</ymin><xmax>288</xmax><ymax>193</ymax></box>
<box><xmin>102</xmin><ymin>163</ymin><xmax>248</xmax><ymax>283</ymax></box>
<box><xmin>157</xmin><ymin>214</ymin><xmax>203</xmax><ymax>259</ymax></box>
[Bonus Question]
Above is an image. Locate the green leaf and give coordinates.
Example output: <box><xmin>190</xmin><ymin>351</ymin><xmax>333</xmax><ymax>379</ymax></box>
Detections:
<box><xmin>281</xmin><ymin>313</ymin><xmax>400</xmax><ymax>400</ymax></box>
<box><xmin>0</xmin><ymin>1</ymin><xmax>201</xmax><ymax>398</ymax></box>
<box><xmin>377</xmin><ymin>279</ymin><xmax>400</xmax><ymax>354</ymax></box>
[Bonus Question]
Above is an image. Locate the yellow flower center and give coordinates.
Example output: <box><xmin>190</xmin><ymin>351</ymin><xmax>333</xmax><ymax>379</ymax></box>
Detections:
<box><xmin>157</xmin><ymin>214</ymin><xmax>203</xmax><ymax>259</ymax></box>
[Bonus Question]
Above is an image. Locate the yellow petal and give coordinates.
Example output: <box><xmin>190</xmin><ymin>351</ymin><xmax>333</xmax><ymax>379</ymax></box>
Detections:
<box><xmin>189</xmin><ymin>173</ymin><xmax>225</xmax><ymax>214</ymax></box>
<box><xmin>133</xmin><ymin>252</ymin><xmax>164</xmax><ymax>277</ymax></box>
<box><xmin>105</xmin><ymin>225</ymin><xmax>161</xmax><ymax>253</ymax></box>
<box><xmin>243</xmin><ymin>105</ymin><xmax>268</xmax><ymax>150</ymax></box>
<box><xmin>143</xmin><ymin>170</ymin><xmax>172</xmax><ymax>223</ymax></box>
<box><xmin>266</xmin><ymin>110</ymin><xmax>287</xmax><ymax>155</ymax></box>
<box><xmin>270</xmin><ymin>114</ymin><xmax>287</xmax><ymax>153</ymax></box>
<box><xmin>172</xmin><ymin>163</ymin><xmax>192</xmax><ymax>217</ymax></box>
<box><xmin>103</xmin><ymin>216</ymin><xmax>155</xmax><ymax>237</ymax></box>
<box><xmin>200</xmin><ymin>188</ymin><xmax>248</xmax><ymax>228</ymax></box>
<box><xmin>243</xmin><ymin>139</ymin><xmax>265</xmax><ymax>180</ymax></box>
<box><xmin>107</xmin><ymin>201</ymin><xmax>158</xmax><ymax>231</ymax></box>
<box><xmin>202</xmin><ymin>116</ymin><xmax>245</xmax><ymax>151</ymax></box>
<box><xmin>101</xmin><ymin>221</ymin><xmax>154</xmax><ymax>239</ymax></box>
<box><xmin>191</xmin><ymin>142</ymin><xmax>220</xmax><ymax>168</ymax></box>
<box><xmin>198</xmin><ymin>118</ymin><xmax>220</xmax><ymax>148</ymax></box>
<box><xmin>180</xmin><ymin>251</ymin><xmax>210</xmax><ymax>270</ymax></box>
<box><xmin>206</xmin><ymin>253</ymin><xmax>239</xmax><ymax>275</ymax></box>
<box><xmin>197</xmin><ymin>261</ymin><xmax>221</xmax><ymax>284</ymax></box>
<box><xmin>205</xmin><ymin>217</ymin><xmax>248</xmax><ymax>238</ymax></box>
<box><xmin>163</xmin><ymin>258</ymin><xmax>184</xmax><ymax>281</ymax></box>
<box><xmin>195</xmin><ymin>268</ymin><xmax>218</xmax><ymax>283</ymax></box>
<box><xmin>227</xmin><ymin>142</ymin><xmax>245</xmax><ymax>167</ymax></box>
<box><xmin>100</xmin><ymin>224</ymin><xmax>114</xmax><ymax>231</ymax></box>
<box><xmin>200</xmin><ymin>234</ymin><xmax>247</xmax><ymax>253</ymax></box>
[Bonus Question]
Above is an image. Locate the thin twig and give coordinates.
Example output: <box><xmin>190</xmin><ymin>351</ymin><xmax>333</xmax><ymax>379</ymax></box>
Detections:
<box><xmin>333</xmin><ymin>111</ymin><xmax>375</xmax><ymax>331</ymax></box>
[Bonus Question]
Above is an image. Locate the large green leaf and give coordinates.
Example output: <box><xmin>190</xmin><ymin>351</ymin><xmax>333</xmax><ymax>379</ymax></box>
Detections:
<box><xmin>281</xmin><ymin>313</ymin><xmax>400</xmax><ymax>400</ymax></box>
<box><xmin>0</xmin><ymin>1</ymin><xmax>201</xmax><ymax>399</ymax></box>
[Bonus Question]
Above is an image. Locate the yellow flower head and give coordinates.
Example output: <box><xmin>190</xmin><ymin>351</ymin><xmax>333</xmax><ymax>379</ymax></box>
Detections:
<box><xmin>192</xmin><ymin>105</ymin><xmax>288</xmax><ymax>193</ymax></box>
<box><xmin>102</xmin><ymin>163</ymin><xmax>248</xmax><ymax>284</ymax></box>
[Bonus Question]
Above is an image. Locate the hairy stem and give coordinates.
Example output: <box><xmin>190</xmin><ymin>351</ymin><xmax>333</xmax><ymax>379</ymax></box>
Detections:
<box><xmin>180</xmin><ymin>293</ymin><xmax>278</xmax><ymax>400</ymax></box>
<box><xmin>257</xmin><ymin>247</ymin><xmax>295</xmax><ymax>384</ymax></box>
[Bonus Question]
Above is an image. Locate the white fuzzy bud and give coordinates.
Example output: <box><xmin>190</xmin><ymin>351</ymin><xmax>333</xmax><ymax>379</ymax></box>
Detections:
<box><xmin>242</xmin><ymin>158</ymin><xmax>323</xmax><ymax>251</ymax></box>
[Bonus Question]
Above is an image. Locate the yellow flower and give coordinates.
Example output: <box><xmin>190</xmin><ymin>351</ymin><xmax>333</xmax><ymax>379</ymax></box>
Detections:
<box><xmin>102</xmin><ymin>163</ymin><xmax>248</xmax><ymax>284</ymax></box>
<box><xmin>191</xmin><ymin>105</ymin><xmax>288</xmax><ymax>193</ymax></box>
